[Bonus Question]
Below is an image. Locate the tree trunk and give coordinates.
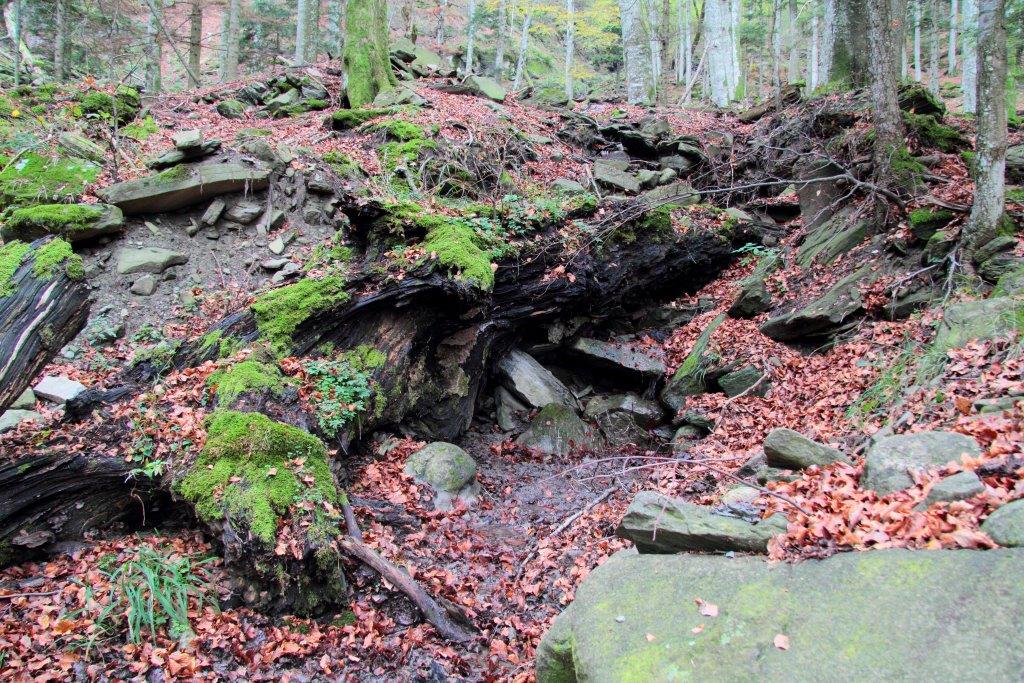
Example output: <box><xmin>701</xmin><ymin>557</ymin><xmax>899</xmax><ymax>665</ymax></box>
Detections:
<box><xmin>771</xmin><ymin>0</ymin><xmax>782</xmax><ymax>97</ymax></box>
<box><xmin>963</xmin><ymin>0</ymin><xmax>1007</xmax><ymax>259</ymax></box>
<box><xmin>309</xmin><ymin>0</ymin><xmax>321</xmax><ymax>61</ymax></box>
<box><xmin>819</xmin><ymin>0</ymin><xmax>836</xmax><ymax>85</ymax></box>
<box><xmin>619</xmin><ymin>0</ymin><xmax>651</xmax><ymax>104</ymax></box>
<box><xmin>647</xmin><ymin>0</ymin><xmax>662</xmax><ymax>101</ymax></box>
<box><xmin>465</xmin><ymin>0</ymin><xmax>477</xmax><ymax>75</ymax></box>
<box><xmin>188</xmin><ymin>0</ymin><xmax>202</xmax><ymax>88</ymax></box>
<box><xmin>295</xmin><ymin>0</ymin><xmax>309</xmax><ymax>64</ymax></box>
<box><xmin>336</xmin><ymin>0</ymin><xmax>347</xmax><ymax>57</ymax></box>
<box><xmin>344</xmin><ymin>0</ymin><xmax>396</xmax><ymax>107</ymax></box>
<box><xmin>787</xmin><ymin>0</ymin><xmax>798</xmax><ymax>83</ymax></box>
<box><xmin>493</xmin><ymin>0</ymin><xmax>508</xmax><ymax>76</ymax></box>
<box><xmin>809</xmin><ymin>7</ymin><xmax>820</xmax><ymax>91</ymax></box>
<box><xmin>436</xmin><ymin>0</ymin><xmax>446</xmax><ymax>47</ymax></box>
<box><xmin>221</xmin><ymin>0</ymin><xmax>240</xmax><ymax>81</ymax></box>
<box><xmin>53</xmin><ymin>0</ymin><xmax>66</xmax><ymax>82</ymax></box>
<box><xmin>564</xmin><ymin>0</ymin><xmax>574</xmax><ymax>99</ymax></box>
<box><xmin>512</xmin><ymin>5</ymin><xmax>532</xmax><ymax>92</ymax></box>
<box><xmin>948</xmin><ymin>0</ymin><xmax>958</xmax><ymax>73</ymax></box>
<box><xmin>0</xmin><ymin>240</ymin><xmax>90</xmax><ymax>412</ymax></box>
<box><xmin>914</xmin><ymin>0</ymin><xmax>923</xmax><ymax>80</ymax></box>
<box><xmin>146</xmin><ymin>0</ymin><xmax>162</xmax><ymax>93</ymax></box>
<box><xmin>706</xmin><ymin>0</ymin><xmax>734</xmax><ymax>107</ymax></box>
<box><xmin>729</xmin><ymin>0</ymin><xmax>741</xmax><ymax>98</ymax></box>
<box><xmin>961</xmin><ymin>0</ymin><xmax>978</xmax><ymax>112</ymax></box>
<box><xmin>928</xmin><ymin>0</ymin><xmax>940</xmax><ymax>93</ymax></box>
<box><xmin>12</xmin><ymin>0</ymin><xmax>22</xmax><ymax>87</ymax></box>
<box><xmin>868</xmin><ymin>0</ymin><xmax>907</xmax><ymax>188</ymax></box>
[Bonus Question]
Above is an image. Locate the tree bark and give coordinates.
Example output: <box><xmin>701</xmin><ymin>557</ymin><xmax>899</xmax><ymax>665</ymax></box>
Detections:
<box><xmin>787</xmin><ymin>0</ymin><xmax>798</xmax><ymax>83</ymax></box>
<box><xmin>435</xmin><ymin>0</ymin><xmax>446</xmax><ymax>47</ymax></box>
<box><xmin>619</xmin><ymin>0</ymin><xmax>651</xmax><ymax>104</ymax></box>
<box><xmin>512</xmin><ymin>5</ymin><xmax>533</xmax><ymax>92</ymax></box>
<box><xmin>493</xmin><ymin>0</ymin><xmax>508</xmax><ymax>76</ymax></box>
<box><xmin>961</xmin><ymin>0</ymin><xmax>978</xmax><ymax>112</ymax></box>
<box><xmin>819</xmin><ymin>0</ymin><xmax>837</xmax><ymax>85</ymax></box>
<box><xmin>12</xmin><ymin>0</ymin><xmax>22</xmax><ymax>87</ymax></box>
<box><xmin>53</xmin><ymin>0</ymin><xmax>67</xmax><ymax>82</ymax></box>
<box><xmin>948</xmin><ymin>0</ymin><xmax>958</xmax><ymax>73</ymax></box>
<box><xmin>146</xmin><ymin>0</ymin><xmax>163</xmax><ymax>93</ymax></box>
<box><xmin>221</xmin><ymin>0</ymin><xmax>241</xmax><ymax>82</ymax></box>
<box><xmin>963</xmin><ymin>0</ymin><xmax>1007</xmax><ymax>260</ymax></box>
<box><xmin>706</xmin><ymin>0</ymin><xmax>734</xmax><ymax>107</ymax></box>
<box><xmin>295</xmin><ymin>0</ymin><xmax>309</xmax><ymax>64</ymax></box>
<box><xmin>771</xmin><ymin>0</ymin><xmax>782</xmax><ymax>97</ymax></box>
<box><xmin>868</xmin><ymin>0</ymin><xmax>908</xmax><ymax>189</ymax></box>
<box><xmin>809</xmin><ymin>7</ymin><xmax>820</xmax><ymax>91</ymax></box>
<box><xmin>564</xmin><ymin>0</ymin><xmax>574</xmax><ymax>99</ymax></box>
<box><xmin>343</xmin><ymin>0</ymin><xmax>396</xmax><ymax>107</ymax></box>
<box><xmin>914</xmin><ymin>0</ymin><xmax>923</xmax><ymax>81</ymax></box>
<box><xmin>647</xmin><ymin>0</ymin><xmax>662</xmax><ymax>101</ymax></box>
<box><xmin>188</xmin><ymin>0</ymin><xmax>202</xmax><ymax>88</ymax></box>
<box><xmin>465</xmin><ymin>0</ymin><xmax>477</xmax><ymax>75</ymax></box>
<box><xmin>928</xmin><ymin>0</ymin><xmax>940</xmax><ymax>93</ymax></box>
<box><xmin>0</xmin><ymin>240</ymin><xmax>90</xmax><ymax>412</ymax></box>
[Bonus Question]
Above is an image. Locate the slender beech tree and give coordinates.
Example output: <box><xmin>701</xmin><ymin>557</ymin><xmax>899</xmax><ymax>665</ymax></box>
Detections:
<box><xmin>867</xmin><ymin>0</ymin><xmax>907</xmax><ymax>189</ymax></box>
<box><xmin>949</xmin><ymin>0</ymin><xmax>959</xmax><ymax>72</ymax></box>
<box><xmin>11</xmin><ymin>0</ymin><xmax>21</xmax><ymax>86</ymax></box>
<box><xmin>962</xmin><ymin>0</ymin><xmax>979</xmax><ymax>112</ymax></box>
<box><xmin>928</xmin><ymin>0</ymin><xmax>940</xmax><ymax>93</ymax></box>
<box><xmin>344</xmin><ymin>0</ymin><xmax>395</xmax><ymax>106</ymax></box>
<box><xmin>787</xmin><ymin>0</ymin><xmax>798</xmax><ymax>83</ymax></box>
<box><xmin>620</xmin><ymin>0</ymin><xmax>651</xmax><ymax>104</ymax></box>
<box><xmin>819</xmin><ymin>0</ymin><xmax>837</xmax><ymax>86</ymax></box>
<box><xmin>706</xmin><ymin>0</ymin><xmax>736</xmax><ymax>106</ymax></box>
<box><xmin>963</xmin><ymin>0</ymin><xmax>1008</xmax><ymax>259</ymax></box>
<box><xmin>465</xmin><ymin>0</ymin><xmax>477</xmax><ymax>74</ymax></box>
<box><xmin>771</xmin><ymin>0</ymin><xmax>782</xmax><ymax>95</ymax></box>
<box><xmin>436</xmin><ymin>0</ymin><xmax>447</xmax><ymax>46</ymax></box>
<box><xmin>221</xmin><ymin>0</ymin><xmax>241</xmax><ymax>81</ymax></box>
<box><xmin>914</xmin><ymin>0</ymin><xmax>923</xmax><ymax>80</ymax></box>
<box><xmin>54</xmin><ymin>0</ymin><xmax>67</xmax><ymax>81</ymax></box>
<box><xmin>146</xmin><ymin>0</ymin><xmax>163</xmax><ymax>92</ymax></box>
<box><xmin>512</xmin><ymin>3</ymin><xmax>533</xmax><ymax>92</ymax></box>
<box><xmin>189</xmin><ymin>0</ymin><xmax>202</xmax><ymax>88</ymax></box>
<box><xmin>564</xmin><ymin>0</ymin><xmax>575</xmax><ymax>99</ymax></box>
<box><xmin>295</xmin><ymin>0</ymin><xmax>310</xmax><ymax>64</ymax></box>
<box><xmin>493</xmin><ymin>0</ymin><xmax>508</xmax><ymax>76</ymax></box>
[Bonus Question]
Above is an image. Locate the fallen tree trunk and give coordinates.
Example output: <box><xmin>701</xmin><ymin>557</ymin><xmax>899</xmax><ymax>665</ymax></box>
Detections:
<box><xmin>0</xmin><ymin>238</ymin><xmax>91</xmax><ymax>411</ymax></box>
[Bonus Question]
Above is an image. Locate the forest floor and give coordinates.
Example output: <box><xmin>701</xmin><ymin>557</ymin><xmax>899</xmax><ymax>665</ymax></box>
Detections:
<box><xmin>0</xmin><ymin>69</ymin><xmax>1023</xmax><ymax>681</ymax></box>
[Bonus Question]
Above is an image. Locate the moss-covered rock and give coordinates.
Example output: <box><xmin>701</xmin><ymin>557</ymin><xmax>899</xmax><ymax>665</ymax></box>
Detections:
<box><xmin>904</xmin><ymin>112</ymin><xmax>967</xmax><ymax>152</ymax></box>
<box><xmin>207</xmin><ymin>360</ymin><xmax>295</xmax><ymax>405</ymax></box>
<box><xmin>516</xmin><ymin>403</ymin><xmax>601</xmax><ymax>456</ymax></box>
<box><xmin>251</xmin><ymin>276</ymin><xmax>350</xmax><ymax>356</ymax></box>
<box><xmin>1</xmin><ymin>203</ymin><xmax>124</xmax><ymax>242</ymax></box>
<box><xmin>660</xmin><ymin>313</ymin><xmax>725</xmax><ymax>410</ymax></box>
<box><xmin>79</xmin><ymin>85</ymin><xmax>141</xmax><ymax>125</ymax></box>
<box><xmin>330</xmin><ymin>107</ymin><xmax>392</xmax><ymax>130</ymax></box>
<box><xmin>908</xmin><ymin>207</ymin><xmax>954</xmax><ymax>240</ymax></box>
<box><xmin>216</xmin><ymin>99</ymin><xmax>246</xmax><ymax>119</ymax></box>
<box><xmin>0</xmin><ymin>153</ymin><xmax>99</xmax><ymax>209</ymax></box>
<box><xmin>537</xmin><ymin>548</ymin><xmax>1024</xmax><ymax>682</ymax></box>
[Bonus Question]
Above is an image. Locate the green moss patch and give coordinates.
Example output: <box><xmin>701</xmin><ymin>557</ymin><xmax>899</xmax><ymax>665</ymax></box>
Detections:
<box><xmin>904</xmin><ymin>113</ymin><xmax>967</xmax><ymax>153</ymax></box>
<box><xmin>908</xmin><ymin>207</ymin><xmax>954</xmax><ymax>240</ymax></box>
<box><xmin>30</xmin><ymin>238</ymin><xmax>83</xmax><ymax>281</ymax></box>
<box><xmin>177</xmin><ymin>410</ymin><xmax>339</xmax><ymax>544</ymax></box>
<box><xmin>251</xmin><ymin>277</ymin><xmax>350</xmax><ymax>356</ymax></box>
<box><xmin>330</xmin><ymin>108</ymin><xmax>391</xmax><ymax>130</ymax></box>
<box><xmin>207</xmin><ymin>360</ymin><xmax>295</xmax><ymax>405</ymax></box>
<box><xmin>79</xmin><ymin>85</ymin><xmax>141</xmax><ymax>125</ymax></box>
<box><xmin>420</xmin><ymin>217</ymin><xmax>495</xmax><ymax>289</ymax></box>
<box><xmin>0</xmin><ymin>153</ymin><xmax>99</xmax><ymax>209</ymax></box>
<box><xmin>2</xmin><ymin>203</ymin><xmax>103</xmax><ymax>241</ymax></box>
<box><xmin>0</xmin><ymin>240</ymin><xmax>31</xmax><ymax>297</ymax></box>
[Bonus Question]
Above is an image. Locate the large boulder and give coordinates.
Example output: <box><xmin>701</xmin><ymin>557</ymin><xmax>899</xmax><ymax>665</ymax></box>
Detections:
<box><xmin>403</xmin><ymin>442</ymin><xmax>478</xmax><ymax>510</ymax></box>
<box><xmin>660</xmin><ymin>313</ymin><xmax>725</xmax><ymax>411</ymax></box>
<box><xmin>497</xmin><ymin>349</ymin><xmax>577</xmax><ymax>410</ymax></box>
<box><xmin>585</xmin><ymin>393</ymin><xmax>664</xmax><ymax>446</ymax></box>
<box><xmin>862</xmin><ymin>431</ymin><xmax>981</xmax><ymax>495</ymax></box>
<box><xmin>537</xmin><ymin>548</ymin><xmax>1024</xmax><ymax>682</ymax></box>
<box><xmin>728</xmin><ymin>254</ymin><xmax>779</xmax><ymax>318</ymax></box>
<box><xmin>933</xmin><ymin>298</ymin><xmax>1024</xmax><ymax>352</ymax></box>
<box><xmin>981</xmin><ymin>499</ymin><xmax>1024</xmax><ymax>547</ymax></box>
<box><xmin>593</xmin><ymin>161</ymin><xmax>640</xmax><ymax>194</ymax></box>
<box><xmin>516</xmin><ymin>403</ymin><xmax>600</xmax><ymax>456</ymax></box>
<box><xmin>763</xmin><ymin>428</ymin><xmax>848</xmax><ymax>470</ymax></box>
<box><xmin>616</xmin><ymin>491</ymin><xmax>788</xmax><ymax>553</ymax></box>
<box><xmin>717</xmin><ymin>365</ymin><xmax>768</xmax><ymax>398</ymax></box>
<box><xmin>1006</xmin><ymin>144</ymin><xmax>1023</xmax><ymax>183</ymax></box>
<box><xmin>97</xmin><ymin>161</ymin><xmax>271</xmax><ymax>215</ymax></box>
<box><xmin>568</xmin><ymin>337</ymin><xmax>666</xmax><ymax>383</ymax></box>
<box><xmin>464</xmin><ymin>75</ymin><xmax>506</xmax><ymax>102</ymax></box>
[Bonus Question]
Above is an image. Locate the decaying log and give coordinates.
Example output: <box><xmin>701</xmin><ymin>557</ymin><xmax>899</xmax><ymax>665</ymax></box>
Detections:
<box><xmin>0</xmin><ymin>238</ymin><xmax>91</xmax><ymax>411</ymax></box>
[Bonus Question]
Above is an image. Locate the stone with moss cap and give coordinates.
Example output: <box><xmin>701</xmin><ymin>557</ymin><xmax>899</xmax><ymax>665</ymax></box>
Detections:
<box><xmin>79</xmin><ymin>85</ymin><xmax>141</xmax><ymax>125</ymax></box>
<box><xmin>177</xmin><ymin>410</ymin><xmax>341</xmax><ymax>544</ymax></box>
<box><xmin>516</xmin><ymin>403</ymin><xmax>601</xmax><ymax>456</ymax></box>
<box><xmin>660</xmin><ymin>313</ymin><xmax>725</xmax><ymax>411</ymax></box>
<box><xmin>0</xmin><ymin>152</ymin><xmax>99</xmax><ymax>210</ymax></box>
<box><xmin>251</xmin><ymin>276</ymin><xmax>350</xmax><ymax>356</ymax></box>
<box><xmin>404</xmin><ymin>441</ymin><xmax>479</xmax><ymax>510</ymax></box>
<box><xmin>207</xmin><ymin>360</ymin><xmax>295</xmax><ymax>406</ymax></box>
<box><xmin>537</xmin><ymin>548</ymin><xmax>1024</xmax><ymax>682</ymax></box>
<box><xmin>1</xmin><ymin>203</ymin><xmax>124</xmax><ymax>242</ymax></box>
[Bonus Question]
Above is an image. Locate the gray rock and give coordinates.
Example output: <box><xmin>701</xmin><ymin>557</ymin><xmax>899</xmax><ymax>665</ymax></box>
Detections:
<box><xmin>586</xmin><ymin>393</ymin><xmax>664</xmax><ymax>446</ymax></box>
<box><xmin>516</xmin><ymin>403</ymin><xmax>600</xmax><ymax>456</ymax></box>
<box><xmin>497</xmin><ymin>349</ymin><xmax>577</xmax><ymax>409</ymax></box>
<box><xmin>11</xmin><ymin>388</ymin><xmax>35</xmax><ymax>410</ymax></box>
<box><xmin>0</xmin><ymin>409</ymin><xmax>41</xmax><ymax>433</ymax></box>
<box><xmin>270</xmin><ymin>262</ymin><xmax>300</xmax><ymax>283</ymax></box>
<box><xmin>863</xmin><ymin>431</ymin><xmax>982</xmax><ymax>495</ymax></box>
<box><xmin>552</xmin><ymin>178</ymin><xmax>587</xmax><ymax>193</ymax></box>
<box><xmin>130</xmin><ymin>274</ymin><xmax>158</xmax><ymax>296</ymax></box>
<box><xmin>924</xmin><ymin>470</ymin><xmax>985</xmax><ymax>506</ymax></box>
<box><xmin>721</xmin><ymin>485</ymin><xmax>761</xmax><ymax>505</ymax></box>
<box><xmin>464</xmin><ymin>75</ymin><xmax>507</xmax><ymax>101</ymax></box>
<box><xmin>224</xmin><ymin>201</ymin><xmax>263</xmax><ymax>224</ymax></box>
<box><xmin>33</xmin><ymin>375</ymin><xmax>86</xmax><ymax>404</ymax></box>
<box><xmin>216</xmin><ymin>99</ymin><xmax>246</xmax><ymax>118</ymax></box>
<box><xmin>404</xmin><ymin>442</ymin><xmax>479</xmax><ymax>510</ymax></box>
<box><xmin>495</xmin><ymin>385</ymin><xmax>528</xmax><ymax>431</ymax></box>
<box><xmin>616</xmin><ymin>491</ymin><xmax>787</xmax><ymax>553</ymax></box>
<box><xmin>0</xmin><ymin>203</ymin><xmax>125</xmax><ymax>243</ymax></box>
<box><xmin>172</xmin><ymin>129</ymin><xmax>203</xmax><ymax>151</ymax></box>
<box><xmin>537</xmin><ymin>548</ymin><xmax>1024</xmax><ymax>682</ymax></box>
<box><xmin>201</xmin><ymin>198</ymin><xmax>227</xmax><ymax>226</ymax></box>
<box><xmin>797</xmin><ymin>209</ymin><xmax>869</xmax><ymax>267</ymax></box>
<box><xmin>116</xmin><ymin>247</ymin><xmax>189</xmax><ymax>275</ymax></box>
<box><xmin>981</xmin><ymin>499</ymin><xmax>1024</xmax><ymax>547</ymax></box>
<box><xmin>660</xmin><ymin>313</ymin><xmax>725</xmax><ymax>411</ymax></box>
<box><xmin>933</xmin><ymin>297</ymin><xmax>1024</xmax><ymax>352</ymax></box>
<box><xmin>760</xmin><ymin>265</ymin><xmax>871</xmax><ymax>342</ymax></box>
<box><xmin>58</xmin><ymin>132</ymin><xmax>106</xmax><ymax>163</ymax></box>
<box><xmin>717</xmin><ymin>365</ymin><xmax>768</xmax><ymax>397</ymax></box>
<box><xmin>268</xmin><ymin>237</ymin><xmax>286</xmax><ymax>255</ymax></box>
<box><xmin>764</xmin><ymin>428</ymin><xmax>847</xmax><ymax>470</ymax></box>
<box><xmin>260</xmin><ymin>258</ymin><xmax>289</xmax><ymax>271</ymax></box>
<box><xmin>1007</xmin><ymin>144</ymin><xmax>1024</xmax><ymax>182</ymax></box>
<box><xmin>594</xmin><ymin>161</ymin><xmax>640</xmax><ymax>194</ymax></box>
<box><xmin>728</xmin><ymin>253</ymin><xmax>778</xmax><ymax>321</ymax></box>
<box><xmin>569</xmin><ymin>337</ymin><xmax>666</xmax><ymax>382</ymax></box>
<box><xmin>97</xmin><ymin>161</ymin><xmax>271</xmax><ymax>215</ymax></box>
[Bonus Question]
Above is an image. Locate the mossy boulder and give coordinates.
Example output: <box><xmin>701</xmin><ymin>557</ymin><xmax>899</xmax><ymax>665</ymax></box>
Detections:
<box><xmin>463</xmin><ymin>76</ymin><xmax>507</xmax><ymax>102</ymax></box>
<box><xmin>760</xmin><ymin>266</ymin><xmax>872</xmax><ymax>342</ymax></box>
<box><xmin>216</xmin><ymin>99</ymin><xmax>246</xmax><ymax>119</ymax></box>
<box><xmin>728</xmin><ymin>255</ymin><xmax>780</xmax><ymax>318</ymax></box>
<box><xmin>516</xmin><ymin>403</ymin><xmax>601</xmax><ymax>456</ymax></box>
<box><xmin>933</xmin><ymin>297</ymin><xmax>1024</xmax><ymax>352</ymax></box>
<box><xmin>908</xmin><ymin>207</ymin><xmax>954</xmax><ymax>241</ymax></box>
<box><xmin>1</xmin><ymin>203</ymin><xmax>123</xmax><ymax>242</ymax></box>
<box><xmin>403</xmin><ymin>441</ymin><xmax>479</xmax><ymax>509</ymax></box>
<box><xmin>537</xmin><ymin>548</ymin><xmax>1024</xmax><ymax>682</ymax></box>
<box><xmin>207</xmin><ymin>360</ymin><xmax>295</xmax><ymax>406</ymax></box>
<box><xmin>763</xmin><ymin>427</ymin><xmax>848</xmax><ymax>470</ymax></box>
<box><xmin>330</xmin><ymin>107</ymin><xmax>392</xmax><ymax>130</ymax></box>
<box><xmin>981</xmin><ymin>499</ymin><xmax>1024</xmax><ymax>547</ymax></box>
<box><xmin>862</xmin><ymin>431</ymin><xmax>981</xmax><ymax>495</ymax></box>
<box><xmin>796</xmin><ymin>209</ymin><xmax>869</xmax><ymax>267</ymax></box>
<box><xmin>660</xmin><ymin>313</ymin><xmax>725</xmax><ymax>411</ymax></box>
<box><xmin>904</xmin><ymin>112</ymin><xmax>967</xmax><ymax>152</ymax></box>
<box><xmin>79</xmin><ymin>85</ymin><xmax>141</xmax><ymax>125</ymax></box>
<box><xmin>0</xmin><ymin>153</ymin><xmax>99</xmax><ymax>209</ymax></box>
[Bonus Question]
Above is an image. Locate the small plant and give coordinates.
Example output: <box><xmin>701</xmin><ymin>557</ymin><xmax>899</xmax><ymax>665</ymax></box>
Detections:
<box><xmin>131</xmin><ymin>324</ymin><xmax>164</xmax><ymax>344</ymax></box>
<box><xmin>304</xmin><ymin>346</ymin><xmax>385</xmax><ymax>437</ymax></box>
<box><xmin>733</xmin><ymin>243</ymin><xmax>780</xmax><ymax>266</ymax></box>
<box><xmin>128</xmin><ymin>459</ymin><xmax>166</xmax><ymax>480</ymax></box>
<box><xmin>66</xmin><ymin>545</ymin><xmax>216</xmax><ymax>653</ymax></box>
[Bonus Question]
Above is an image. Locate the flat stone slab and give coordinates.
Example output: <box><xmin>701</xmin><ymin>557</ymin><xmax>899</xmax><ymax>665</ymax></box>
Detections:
<box><xmin>569</xmin><ymin>338</ymin><xmax>666</xmax><ymax>381</ymax></box>
<box><xmin>116</xmin><ymin>247</ymin><xmax>189</xmax><ymax>275</ymax></box>
<box><xmin>33</xmin><ymin>375</ymin><xmax>86</xmax><ymax>403</ymax></box>
<box><xmin>764</xmin><ymin>428</ymin><xmax>847</xmax><ymax>470</ymax></box>
<box><xmin>497</xmin><ymin>349</ymin><xmax>577</xmax><ymax>409</ymax></box>
<box><xmin>616</xmin><ymin>491</ymin><xmax>787</xmax><ymax>553</ymax></box>
<box><xmin>537</xmin><ymin>548</ymin><xmax>1024</xmax><ymax>682</ymax></box>
<box><xmin>0</xmin><ymin>409</ymin><xmax>41</xmax><ymax>433</ymax></box>
<box><xmin>97</xmin><ymin>161</ymin><xmax>270</xmax><ymax>215</ymax></box>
